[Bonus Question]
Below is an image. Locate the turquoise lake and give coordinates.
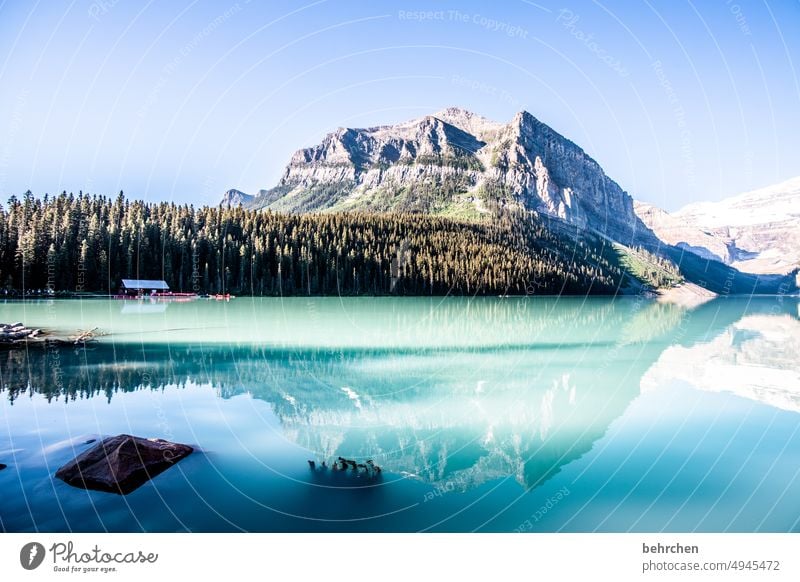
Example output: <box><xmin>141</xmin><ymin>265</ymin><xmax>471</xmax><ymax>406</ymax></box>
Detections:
<box><xmin>1</xmin><ymin>296</ymin><xmax>798</xmax><ymax>532</ymax></box>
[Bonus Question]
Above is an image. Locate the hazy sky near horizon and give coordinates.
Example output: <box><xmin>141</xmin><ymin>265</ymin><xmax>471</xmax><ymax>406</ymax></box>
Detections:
<box><xmin>0</xmin><ymin>0</ymin><xmax>798</xmax><ymax>211</ymax></box>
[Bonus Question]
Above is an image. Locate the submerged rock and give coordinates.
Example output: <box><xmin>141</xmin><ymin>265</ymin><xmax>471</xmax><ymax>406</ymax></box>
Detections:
<box><xmin>54</xmin><ymin>434</ymin><xmax>193</xmax><ymax>495</ymax></box>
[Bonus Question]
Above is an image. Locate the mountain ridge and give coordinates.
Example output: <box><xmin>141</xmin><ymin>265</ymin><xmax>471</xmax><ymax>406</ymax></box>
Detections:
<box><xmin>225</xmin><ymin>107</ymin><xmax>649</xmax><ymax>247</ymax></box>
<box><xmin>636</xmin><ymin>175</ymin><xmax>800</xmax><ymax>276</ymax></box>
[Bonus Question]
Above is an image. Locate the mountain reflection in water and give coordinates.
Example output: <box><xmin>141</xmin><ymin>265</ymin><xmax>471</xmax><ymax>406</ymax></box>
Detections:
<box><xmin>2</xmin><ymin>296</ymin><xmax>797</xmax><ymax>499</ymax></box>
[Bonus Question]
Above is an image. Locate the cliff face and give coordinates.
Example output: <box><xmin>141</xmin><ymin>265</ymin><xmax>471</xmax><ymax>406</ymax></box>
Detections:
<box><xmin>227</xmin><ymin>108</ymin><xmax>649</xmax><ymax>245</ymax></box>
<box><xmin>496</xmin><ymin>111</ymin><xmax>642</xmax><ymax>243</ymax></box>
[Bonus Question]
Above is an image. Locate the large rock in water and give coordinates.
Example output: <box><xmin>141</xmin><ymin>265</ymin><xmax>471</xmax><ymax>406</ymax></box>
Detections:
<box><xmin>55</xmin><ymin>434</ymin><xmax>193</xmax><ymax>495</ymax></box>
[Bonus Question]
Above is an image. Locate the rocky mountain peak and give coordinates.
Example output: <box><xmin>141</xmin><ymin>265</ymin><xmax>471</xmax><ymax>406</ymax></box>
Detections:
<box><xmin>512</xmin><ymin>109</ymin><xmax>533</xmax><ymax>125</ymax></box>
<box><xmin>434</xmin><ymin>106</ymin><xmax>476</xmax><ymax>119</ymax></box>
<box><xmin>221</xmin><ymin>189</ymin><xmax>254</xmax><ymax>207</ymax></box>
<box><xmin>223</xmin><ymin>108</ymin><xmax>653</xmax><ymax>246</ymax></box>
<box><xmin>431</xmin><ymin>107</ymin><xmax>503</xmax><ymax>138</ymax></box>
<box><xmin>509</xmin><ymin>110</ymin><xmax>545</xmax><ymax>134</ymax></box>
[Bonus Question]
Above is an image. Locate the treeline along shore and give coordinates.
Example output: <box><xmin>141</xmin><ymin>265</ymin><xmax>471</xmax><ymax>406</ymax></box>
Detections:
<box><xmin>0</xmin><ymin>191</ymin><xmax>679</xmax><ymax>296</ymax></box>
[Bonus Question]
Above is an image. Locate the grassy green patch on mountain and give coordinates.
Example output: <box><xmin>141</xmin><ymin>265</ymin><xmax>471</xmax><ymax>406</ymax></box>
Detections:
<box><xmin>614</xmin><ymin>244</ymin><xmax>683</xmax><ymax>290</ymax></box>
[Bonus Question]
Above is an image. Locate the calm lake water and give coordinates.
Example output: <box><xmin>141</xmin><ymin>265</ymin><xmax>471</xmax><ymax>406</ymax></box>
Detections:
<box><xmin>1</xmin><ymin>296</ymin><xmax>799</xmax><ymax>532</ymax></box>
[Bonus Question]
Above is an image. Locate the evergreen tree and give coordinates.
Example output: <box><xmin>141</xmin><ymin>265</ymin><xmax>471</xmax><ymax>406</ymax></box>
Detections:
<box><xmin>0</xmin><ymin>191</ymin><xmax>678</xmax><ymax>296</ymax></box>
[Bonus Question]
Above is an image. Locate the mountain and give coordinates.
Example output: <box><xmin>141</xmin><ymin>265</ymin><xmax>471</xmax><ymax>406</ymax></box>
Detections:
<box><xmin>227</xmin><ymin>107</ymin><xmax>650</xmax><ymax>246</ymax></box>
<box><xmin>633</xmin><ymin>201</ymin><xmax>734</xmax><ymax>264</ymax></box>
<box><xmin>223</xmin><ymin>108</ymin><xmax>797</xmax><ymax>296</ymax></box>
<box><xmin>220</xmin><ymin>188</ymin><xmax>255</xmax><ymax>207</ymax></box>
<box><xmin>636</xmin><ymin>176</ymin><xmax>800</xmax><ymax>276</ymax></box>
<box><xmin>674</xmin><ymin>176</ymin><xmax>800</xmax><ymax>275</ymax></box>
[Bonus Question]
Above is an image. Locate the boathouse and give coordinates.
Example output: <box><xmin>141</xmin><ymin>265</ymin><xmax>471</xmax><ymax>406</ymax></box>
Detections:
<box><xmin>119</xmin><ymin>279</ymin><xmax>170</xmax><ymax>296</ymax></box>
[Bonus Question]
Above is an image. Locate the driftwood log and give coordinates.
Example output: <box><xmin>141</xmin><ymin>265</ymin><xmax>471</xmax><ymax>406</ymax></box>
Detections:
<box><xmin>0</xmin><ymin>322</ymin><xmax>39</xmax><ymax>342</ymax></box>
<box><xmin>71</xmin><ymin>327</ymin><xmax>99</xmax><ymax>344</ymax></box>
<box><xmin>0</xmin><ymin>322</ymin><xmax>101</xmax><ymax>346</ymax></box>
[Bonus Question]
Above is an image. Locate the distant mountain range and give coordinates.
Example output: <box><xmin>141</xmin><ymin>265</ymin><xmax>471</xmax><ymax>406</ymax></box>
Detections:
<box><xmin>636</xmin><ymin>176</ymin><xmax>800</xmax><ymax>276</ymax></box>
<box><xmin>222</xmin><ymin>108</ymin><xmax>798</xmax><ymax>294</ymax></box>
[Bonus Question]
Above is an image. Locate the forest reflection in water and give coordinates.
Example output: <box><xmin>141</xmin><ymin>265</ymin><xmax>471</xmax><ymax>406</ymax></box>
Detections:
<box><xmin>2</xmin><ymin>295</ymin><xmax>797</xmax><ymax>497</ymax></box>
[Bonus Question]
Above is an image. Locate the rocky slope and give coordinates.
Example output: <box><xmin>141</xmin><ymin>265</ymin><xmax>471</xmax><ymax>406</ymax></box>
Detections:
<box><xmin>227</xmin><ymin>107</ymin><xmax>652</xmax><ymax>246</ymax></box>
<box><xmin>636</xmin><ymin>176</ymin><xmax>800</xmax><ymax>276</ymax></box>
<box><xmin>633</xmin><ymin>201</ymin><xmax>733</xmax><ymax>264</ymax></box>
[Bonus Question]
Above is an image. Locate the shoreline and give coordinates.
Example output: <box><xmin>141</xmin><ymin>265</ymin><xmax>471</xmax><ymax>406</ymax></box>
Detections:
<box><xmin>1</xmin><ymin>291</ymin><xmax>796</xmax><ymax>301</ymax></box>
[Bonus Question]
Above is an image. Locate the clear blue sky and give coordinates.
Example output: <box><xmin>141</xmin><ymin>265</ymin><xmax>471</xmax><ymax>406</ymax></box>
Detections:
<box><xmin>0</xmin><ymin>0</ymin><xmax>798</xmax><ymax>211</ymax></box>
